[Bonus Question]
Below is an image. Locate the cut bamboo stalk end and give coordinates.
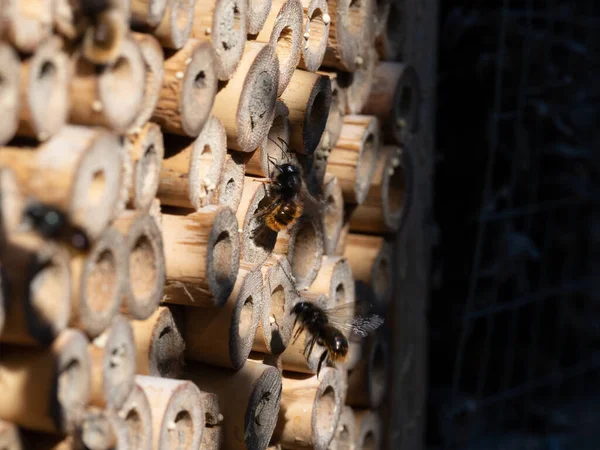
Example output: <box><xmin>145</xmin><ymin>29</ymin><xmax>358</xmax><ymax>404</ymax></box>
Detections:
<box><xmin>113</xmin><ymin>211</ymin><xmax>166</xmax><ymax>319</ymax></box>
<box><xmin>246</xmin><ymin>100</ymin><xmax>292</xmax><ymax>178</ymax></box>
<box><xmin>273</xmin><ymin>367</ymin><xmax>344</xmax><ymax>450</ymax></box>
<box><xmin>80</xmin><ymin>407</ymin><xmax>129</xmax><ymax>450</ymax></box>
<box><xmin>286</xmin><ymin>210</ymin><xmax>324</xmax><ymax>289</ymax></box>
<box><xmin>280</xmin><ymin>70</ymin><xmax>332</xmax><ymax>155</ymax></box>
<box><xmin>350</xmin><ymin>145</ymin><xmax>412</xmax><ymax>234</ymax></box>
<box><xmin>375</xmin><ymin>0</ymin><xmax>403</xmax><ymax>60</ymax></box>
<box><xmin>280</xmin><ymin>292</ymin><xmax>329</xmax><ymax>373</ymax></box>
<box><xmin>0</xmin><ymin>233</ymin><xmax>71</xmax><ymax>346</ymax></box>
<box><xmin>0</xmin><ymin>167</ymin><xmax>23</xmax><ymax>245</ymax></box>
<box><xmin>69</xmin><ymin>37</ymin><xmax>146</xmax><ymax>133</ymax></box>
<box><xmin>255</xmin><ymin>0</ymin><xmax>303</xmax><ymax>96</ymax></box>
<box><xmin>184</xmin><ymin>360</ymin><xmax>282</xmax><ymax>450</ymax></box>
<box><xmin>343</xmin><ymin>234</ymin><xmax>392</xmax><ymax>307</ymax></box>
<box><xmin>298</xmin><ymin>0</ymin><xmax>329</xmax><ymax>72</ymax></box>
<box><xmin>2</xmin><ymin>0</ymin><xmax>53</xmax><ymax>54</ymax></box>
<box><xmin>340</xmin><ymin>45</ymin><xmax>377</xmax><ymax>114</ymax></box>
<box><xmin>162</xmin><ymin>205</ymin><xmax>241</xmax><ymax>307</ymax></box>
<box><xmin>362</xmin><ymin>62</ymin><xmax>421</xmax><ymax>143</ymax></box>
<box><xmin>199</xmin><ymin>392</ymin><xmax>224</xmax><ymax>449</ymax></box>
<box><xmin>0</xmin><ymin>44</ymin><xmax>20</xmax><ymax>145</ymax></box>
<box><xmin>153</xmin><ymin>39</ymin><xmax>218</xmax><ymax>137</ymax></box>
<box><xmin>236</xmin><ymin>176</ymin><xmax>279</xmax><ymax>267</ymax></box>
<box><xmin>136</xmin><ymin>376</ymin><xmax>205</xmax><ymax>449</ymax></box>
<box><xmin>319</xmin><ymin>72</ymin><xmax>347</xmax><ymax>151</ymax></box>
<box><xmin>131</xmin><ymin>305</ymin><xmax>186</xmax><ymax>378</ymax></box>
<box><xmin>346</xmin><ymin>333</ymin><xmax>389</xmax><ymax>409</ymax></box>
<box><xmin>0</xmin><ymin>420</ymin><xmax>22</xmax><ymax>450</ymax></box>
<box><xmin>0</xmin><ymin>329</ymin><xmax>91</xmax><ymax>433</ymax></box>
<box><xmin>212</xmin><ymin>42</ymin><xmax>279</xmax><ymax>152</ymax></box>
<box><xmin>192</xmin><ymin>0</ymin><xmax>248</xmax><ymax>80</ymax></box>
<box><xmin>0</xmin><ymin>126</ymin><xmax>123</xmax><ymax>239</ymax></box>
<box><xmin>247</xmin><ymin>0</ymin><xmax>273</xmax><ymax>34</ymax></box>
<box><xmin>322</xmin><ymin>0</ymin><xmax>375</xmax><ymax>72</ymax></box>
<box><xmin>70</xmin><ymin>228</ymin><xmax>126</xmax><ymax>338</ymax></box>
<box><xmin>308</xmin><ymin>255</ymin><xmax>354</xmax><ymax>306</ymax></box>
<box><xmin>131</xmin><ymin>0</ymin><xmax>169</xmax><ymax>28</ymax></box>
<box><xmin>152</xmin><ymin>0</ymin><xmax>195</xmax><ymax>49</ymax></box>
<box><xmin>321</xmin><ymin>175</ymin><xmax>345</xmax><ymax>254</ymax></box>
<box><xmin>328</xmin><ymin>406</ymin><xmax>355</xmax><ymax>450</ymax></box>
<box><xmin>127</xmin><ymin>123</ymin><xmax>165</xmax><ymax>212</ymax></box>
<box><xmin>353</xmin><ymin>410</ymin><xmax>382</xmax><ymax>449</ymax></box>
<box><xmin>117</xmin><ymin>381</ymin><xmax>153</xmax><ymax>450</ymax></box>
<box><xmin>326</xmin><ymin>115</ymin><xmax>380</xmax><ymax>205</ymax></box>
<box><xmin>81</xmin><ymin>7</ymin><xmax>129</xmax><ymax>66</ymax></box>
<box><xmin>88</xmin><ymin>317</ymin><xmax>136</xmax><ymax>410</ymax></box>
<box><xmin>251</xmin><ymin>255</ymin><xmax>299</xmax><ymax>354</ymax></box>
<box><xmin>158</xmin><ymin>116</ymin><xmax>226</xmax><ymax>209</ymax></box>
<box><xmin>128</xmin><ymin>33</ymin><xmax>165</xmax><ymax>133</ymax></box>
<box><xmin>184</xmin><ymin>267</ymin><xmax>264</xmax><ymax>369</ymax></box>
<box><xmin>216</xmin><ymin>151</ymin><xmax>246</xmax><ymax>211</ymax></box>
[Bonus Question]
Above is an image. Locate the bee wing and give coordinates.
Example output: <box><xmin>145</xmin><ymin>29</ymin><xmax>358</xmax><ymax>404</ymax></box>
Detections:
<box><xmin>252</xmin><ymin>195</ymin><xmax>283</xmax><ymax>220</ymax></box>
<box><xmin>323</xmin><ymin>299</ymin><xmax>385</xmax><ymax>338</ymax></box>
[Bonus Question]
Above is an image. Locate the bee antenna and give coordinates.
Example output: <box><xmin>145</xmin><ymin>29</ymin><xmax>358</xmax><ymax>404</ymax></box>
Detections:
<box><xmin>277</xmin><ymin>137</ymin><xmax>292</xmax><ymax>160</ymax></box>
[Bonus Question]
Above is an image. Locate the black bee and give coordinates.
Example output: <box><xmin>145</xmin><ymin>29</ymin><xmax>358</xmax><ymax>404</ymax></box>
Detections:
<box><xmin>291</xmin><ymin>300</ymin><xmax>384</xmax><ymax>376</ymax></box>
<box><xmin>80</xmin><ymin>0</ymin><xmax>126</xmax><ymax>65</ymax></box>
<box><xmin>22</xmin><ymin>202</ymin><xmax>91</xmax><ymax>252</ymax></box>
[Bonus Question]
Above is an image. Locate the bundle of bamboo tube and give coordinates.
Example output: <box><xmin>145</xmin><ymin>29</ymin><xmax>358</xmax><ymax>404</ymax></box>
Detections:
<box><xmin>0</xmin><ymin>0</ymin><xmax>424</xmax><ymax>447</ymax></box>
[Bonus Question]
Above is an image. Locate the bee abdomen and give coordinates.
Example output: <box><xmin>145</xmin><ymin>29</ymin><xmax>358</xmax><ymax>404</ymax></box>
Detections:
<box><xmin>265</xmin><ymin>201</ymin><xmax>303</xmax><ymax>232</ymax></box>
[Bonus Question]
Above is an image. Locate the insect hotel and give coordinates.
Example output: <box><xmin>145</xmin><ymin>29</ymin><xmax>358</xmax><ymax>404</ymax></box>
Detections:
<box><xmin>0</xmin><ymin>0</ymin><xmax>435</xmax><ymax>448</ymax></box>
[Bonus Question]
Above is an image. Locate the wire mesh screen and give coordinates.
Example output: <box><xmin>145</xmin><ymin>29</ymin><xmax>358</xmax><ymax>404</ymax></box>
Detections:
<box><xmin>430</xmin><ymin>0</ymin><xmax>598</xmax><ymax>448</ymax></box>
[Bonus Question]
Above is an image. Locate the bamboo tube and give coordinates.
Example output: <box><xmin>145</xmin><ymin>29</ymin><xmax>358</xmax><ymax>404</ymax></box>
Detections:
<box><xmin>346</xmin><ymin>334</ymin><xmax>388</xmax><ymax>409</ymax></box>
<box><xmin>0</xmin><ymin>234</ymin><xmax>71</xmax><ymax>345</ymax></box>
<box><xmin>353</xmin><ymin>410</ymin><xmax>381</xmax><ymax>449</ymax></box>
<box><xmin>0</xmin><ymin>44</ymin><xmax>20</xmax><ymax>145</ymax></box>
<box><xmin>69</xmin><ymin>228</ymin><xmax>126</xmax><ymax>338</ymax></box>
<box><xmin>80</xmin><ymin>408</ymin><xmax>130</xmax><ymax>450</ymax></box>
<box><xmin>117</xmin><ymin>381</ymin><xmax>153</xmax><ymax>450</ymax></box>
<box><xmin>0</xmin><ymin>126</ymin><xmax>123</xmax><ymax>239</ymax></box>
<box><xmin>152</xmin><ymin>39</ymin><xmax>218</xmax><ymax>137</ymax></box>
<box><xmin>131</xmin><ymin>306</ymin><xmax>185</xmax><ymax>378</ymax></box>
<box><xmin>157</xmin><ymin>116</ymin><xmax>226</xmax><ymax>209</ymax></box>
<box><xmin>149</xmin><ymin>198</ymin><xmax>162</xmax><ymax>231</ymax></box>
<box><xmin>247</xmin><ymin>0</ymin><xmax>273</xmax><ymax>34</ymax></box>
<box><xmin>322</xmin><ymin>0</ymin><xmax>375</xmax><ymax>72</ymax></box>
<box><xmin>340</xmin><ymin>45</ymin><xmax>376</xmax><ymax>114</ymax></box>
<box><xmin>116</xmin><ymin>138</ymin><xmax>134</xmax><ymax>219</ymax></box>
<box><xmin>252</xmin><ymin>256</ymin><xmax>300</xmax><ymax>355</ymax></box>
<box><xmin>191</xmin><ymin>0</ymin><xmax>247</xmax><ymax>81</ymax></box>
<box><xmin>152</xmin><ymin>0</ymin><xmax>195</xmax><ymax>49</ymax></box>
<box><xmin>184</xmin><ymin>267</ymin><xmax>263</xmax><ymax>369</ymax></box>
<box><xmin>131</xmin><ymin>0</ymin><xmax>169</xmax><ymax>28</ymax></box>
<box><xmin>254</xmin><ymin>0</ymin><xmax>303</xmax><ymax>96</ymax></box>
<box><xmin>199</xmin><ymin>392</ymin><xmax>224</xmax><ymax>450</ymax></box>
<box><xmin>246</xmin><ymin>100</ymin><xmax>292</xmax><ymax>177</ymax></box>
<box><xmin>350</xmin><ymin>145</ymin><xmax>412</xmax><ymax>234</ymax></box>
<box><xmin>0</xmin><ymin>167</ymin><xmax>23</xmax><ymax>246</ymax></box>
<box><xmin>0</xmin><ymin>271</ymin><xmax>4</xmax><ymax>337</ymax></box>
<box><xmin>309</xmin><ymin>256</ymin><xmax>354</xmax><ymax>305</ymax></box>
<box><xmin>162</xmin><ymin>205</ymin><xmax>241</xmax><ymax>307</ymax></box>
<box><xmin>236</xmin><ymin>176</ymin><xmax>278</xmax><ymax>267</ymax></box>
<box><xmin>112</xmin><ymin>212</ymin><xmax>165</xmax><ymax>319</ymax></box>
<box><xmin>320</xmin><ymin>175</ymin><xmax>344</xmax><ymax>254</ymax></box>
<box><xmin>375</xmin><ymin>0</ymin><xmax>403</xmax><ymax>61</ymax></box>
<box><xmin>69</xmin><ymin>37</ymin><xmax>146</xmax><ymax>133</ymax></box>
<box><xmin>88</xmin><ymin>315</ymin><xmax>136</xmax><ymax>411</ymax></box>
<box><xmin>343</xmin><ymin>234</ymin><xmax>391</xmax><ymax>308</ymax></box>
<box><xmin>279</xmin><ymin>292</ymin><xmax>329</xmax><ymax>373</ymax></box>
<box><xmin>212</xmin><ymin>42</ymin><xmax>279</xmax><ymax>152</ymax></box>
<box><xmin>128</xmin><ymin>33</ymin><xmax>165</xmax><ymax>133</ymax></box>
<box><xmin>184</xmin><ymin>360</ymin><xmax>282</xmax><ymax>450</ymax></box>
<box><xmin>280</xmin><ymin>70</ymin><xmax>331</xmax><ymax>155</ymax></box>
<box><xmin>0</xmin><ymin>420</ymin><xmax>22</xmax><ymax>450</ymax></box>
<box><xmin>373</xmin><ymin>0</ymin><xmax>391</xmax><ymax>38</ymax></box>
<box><xmin>326</xmin><ymin>115</ymin><xmax>380</xmax><ymax>205</ymax></box>
<box><xmin>0</xmin><ymin>329</ymin><xmax>90</xmax><ymax>433</ymax></box>
<box><xmin>1</xmin><ymin>0</ymin><xmax>53</xmax><ymax>54</ymax></box>
<box><xmin>328</xmin><ymin>406</ymin><xmax>355</xmax><ymax>450</ymax></box>
<box><xmin>298</xmin><ymin>0</ymin><xmax>329</xmax><ymax>72</ymax></box>
<box><xmin>362</xmin><ymin>62</ymin><xmax>421</xmax><ymax>144</ymax></box>
<box><xmin>127</xmin><ymin>123</ymin><xmax>165</xmax><ymax>212</ymax></box>
<box><xmin>248</xmin><ymin>350</ymin><xmax>283</xmax><ymax>372</ymax></box>
<box><xmin>318</xmin><ymin>73</ymin><xmax>347</xmax><ymax>151</ymax></box>
<box><xmin>286</xmin><ymin>210</ymin><xmax>324</xmax><ymax>289</ymax></box>
<box><xmin>216</xmin><ymin>151</ymin><xmax>246</xmax><ymax>211</ymax></box>
<box><xmin>136</xmin><ymin>376</ymin><xmax>205</xmax><ymax>449</ymax></box>
<box><xmin>272</xmin><ymin>367</ymin><xmax>343</xmax><ymax>450</ymax></box>
<box><xmin>333</xmin><ymin>212</ymin><xmax>350</xmax><ymax>256</ymax></box>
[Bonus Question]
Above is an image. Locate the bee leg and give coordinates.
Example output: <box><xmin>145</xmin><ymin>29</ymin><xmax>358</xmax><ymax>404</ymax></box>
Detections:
<box><xmin>292</xmin><ymin>324</ymin><xmax>304</xmax><ymax>345</ymax></box>
<box><xmin>317</xmin><ymin>350</ymin><xmax>328</xmax><ymax>378</ymax></box>
<box><xmin>303</xmin><ymin>334</ymin><xmax>317</xmax><ymax>359</ymax></box>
